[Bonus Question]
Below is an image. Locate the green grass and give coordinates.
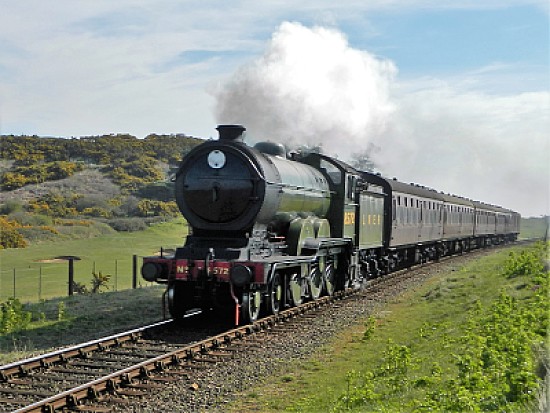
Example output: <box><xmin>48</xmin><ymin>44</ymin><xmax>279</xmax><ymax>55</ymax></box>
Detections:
<box><xmin>228</xmin><ymin>244</ymin><xmax>549</xmax><ymax>413</ymax></box>
<box><xmin>0</xmin><ymin>285</ymin><xmax>166</xmax><ymax>364</ymax></box>
<box><xmin>0</xmin><ymin>219</ymin><xmax>188</xmax><ymax>302</ymax></box>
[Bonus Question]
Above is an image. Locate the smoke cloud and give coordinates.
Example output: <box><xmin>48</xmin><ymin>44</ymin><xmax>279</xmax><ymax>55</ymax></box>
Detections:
<box><xmin>375</xmin><ymin>87</ymin><xmax>550</xmax><ymax>217</ymax></box>
<box><xmin>214</xmin><ymin>22</ymin><xmax>549</xmax><ymax>217</ymax></box>
<box><xmin>214</xmin><ymin>22</ymin><xmax>396</xmax><ymax>159</ymax></box>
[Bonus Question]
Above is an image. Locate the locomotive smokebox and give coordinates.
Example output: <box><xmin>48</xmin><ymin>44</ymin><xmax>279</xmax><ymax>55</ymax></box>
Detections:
<box><xmin>217</xmin><ymin>124</ymin><xmax>246</xmax><ymax>142</ymax></box>
<box><xmin>175</xmin><ymin>124</ymin><xmax>330</xmax><ymax>234</ymax></box>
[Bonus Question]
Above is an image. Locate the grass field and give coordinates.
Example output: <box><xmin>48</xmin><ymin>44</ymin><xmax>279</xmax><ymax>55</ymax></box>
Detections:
<box><xmin>520</xmin><ymin>216</ymin><xmax>549</xmax><ymax>240</ymax></box>
<box><xmin>0</xmin><ymin>219</ymin><xmax>188</xmax><ymax>302</ymax></box>
<box><xmin>0</xmin><ymin>285</ymin><xmax>166</xmax><ymax>363</ymax></box>
<box><xmin>228</xmin><ymin>243</ymin><xmax>549</xmax><ymax>412</ymax></box>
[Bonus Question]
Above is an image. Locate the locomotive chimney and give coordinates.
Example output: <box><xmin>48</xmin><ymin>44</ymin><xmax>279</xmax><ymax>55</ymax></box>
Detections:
<box><xmin>216</xmin><ymin>124</ymin><xmax>246</xmax><ymax>142</ymax></box>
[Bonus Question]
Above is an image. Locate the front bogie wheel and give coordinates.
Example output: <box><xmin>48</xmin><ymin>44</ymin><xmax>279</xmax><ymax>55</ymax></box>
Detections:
<box><xmin>167</xmin><ymin>282</ymin><xmax>193</xmax><ymax>320</ymax></box>
<box><xmin>241</xmin><ymin>290</ymin><xmax>261</xmax><ymax>324</ymax></box>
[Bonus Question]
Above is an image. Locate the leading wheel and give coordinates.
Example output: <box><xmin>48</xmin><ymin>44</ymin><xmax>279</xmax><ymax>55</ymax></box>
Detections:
<box><xmin>266</xmin><ymin>272</ymin><xmax>283</xmax><ymax>315</ymax></box>
<box><xmin>241</xmin><ymin>290</ymin><xmax>261</xmax><ymax>324</ymax></box>
<box><xmin>167</xmin><ymin>283</ymin><xmax>192</xmax><ymax>320</ymax></box>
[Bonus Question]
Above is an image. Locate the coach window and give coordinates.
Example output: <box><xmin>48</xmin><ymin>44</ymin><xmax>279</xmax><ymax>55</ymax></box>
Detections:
<box><xmin>399</xmin><ymin>197</ymin><xmax>404</xmax><ymax>225</ymax></box>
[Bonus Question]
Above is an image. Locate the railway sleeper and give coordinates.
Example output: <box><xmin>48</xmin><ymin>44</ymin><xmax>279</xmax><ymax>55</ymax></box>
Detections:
<box><xmin>0</xmin><ymin>386</ymin><xmax>51</xmax><ymax>398</ymax></box>
<box><xmin>74</xmin><ymin>405</ymin><xmax>113</xmax><ymax>412</ymax></box>
<box><xmin>148</xmin><ymin>375</ymin><xmax>181</xmax><ymax>383</ymax></box>
<box><xmin>115</xmin><ymin>388</ymin><xmax>148</xmax><ymax>397</ymax></box>
<box><xmin>127</xmin><ymin>382</ymin><xmax>162</xmax><ymax>390</ymax></box>
<box><xmin>50</xmin><ymin>366</ymin><xmax>106</xmax><ymax>375</ymax></box>
<box><xmin>0</xmin><ymin>397</ymin><xmax>27</xmax><ymax>405</ymax></box>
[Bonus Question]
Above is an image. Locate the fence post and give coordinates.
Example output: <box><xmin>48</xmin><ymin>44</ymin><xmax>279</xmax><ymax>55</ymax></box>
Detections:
<box><xmin>54</xmin><ymin>256</ymin><xmax>80</xmax><ymax>297</ymax></box>
<box><xmin>13</xmin><ymin>268</ymin><xmax>16</xmax><ymax>298</ymax></box>
<box><xmin>68</xmin><ymin>259</ymin><xmax>74</xmax><ymax>296</ymax></box>
<box><xmin>115</xmin><ymin>260</ymin><xmax>118</xmax><ymax>291</ymax></box>
<box><xmin>39</xmin><ymin>266</ymin><xmax>42</xmax><ymax>301</ymax></box>
<box><xmin>132</xmin><ymin>255</ymin><xmax>138</xmax><ymax>289</ymax></box>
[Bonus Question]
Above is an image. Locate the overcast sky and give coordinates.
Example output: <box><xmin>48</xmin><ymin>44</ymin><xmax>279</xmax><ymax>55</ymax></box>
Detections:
<box><xmin>0</xmin><ymin>1</ymin><xmax>548</xmax><ymax>217</ymax></box>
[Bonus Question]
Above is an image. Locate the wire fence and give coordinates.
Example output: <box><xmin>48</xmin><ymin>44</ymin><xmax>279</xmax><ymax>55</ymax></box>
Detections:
<box><xmin>0</xmin><ymin>255</ymin><xmax>155</xmax><ymax>303</ymax></box>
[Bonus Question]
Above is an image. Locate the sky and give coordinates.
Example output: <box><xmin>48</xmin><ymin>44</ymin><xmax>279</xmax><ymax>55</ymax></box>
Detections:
<box><xmin>0</xmin><ymin>1</ymin><xmax>548</xmax><ymax>217</ymax></box>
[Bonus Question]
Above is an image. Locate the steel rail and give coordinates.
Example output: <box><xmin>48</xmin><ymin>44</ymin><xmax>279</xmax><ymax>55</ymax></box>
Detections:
<box><xmin>1</xmin><ymin>308</ymin><xmax>206</xmax><ymax>383</ymax></box>
<box><xmin>8</xmin><ymin>293</ymin><xmax>350</xmax><ymax>412</ymax></box>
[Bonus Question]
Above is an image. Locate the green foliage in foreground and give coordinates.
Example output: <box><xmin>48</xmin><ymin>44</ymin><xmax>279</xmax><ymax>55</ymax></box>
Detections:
<box><xmin>0</xmin><ymin>298</ymin><xmax>32</xmax><ymax>334</ymax></box>
<box><xmin>231</xmin><ymin>243</ymin><xmax>549</xmax><ymax>413</ymax></box>
<box><xmin>332</xmin><ymin>243</ymin><xmax>548</xmax><ymax>412</ymax></box>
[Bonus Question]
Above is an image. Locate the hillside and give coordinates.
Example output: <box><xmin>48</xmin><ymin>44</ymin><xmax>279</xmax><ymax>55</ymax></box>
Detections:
<box><xmin>1</xmin><ymin>133</ymin><xmax>547</xmax><ymax>250</ymax></box>
<box><xmin>0</xmin><ymin>133</ymin><xmax>202</xmax><ymax>248</ymax></box>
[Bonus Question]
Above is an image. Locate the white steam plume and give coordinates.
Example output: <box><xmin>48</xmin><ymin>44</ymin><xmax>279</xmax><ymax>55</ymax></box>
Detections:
<box><xmin>213</xmin><ymin>22</ymin><xmax>396</xmax><ymax>159</ymax></box>
<box><xmin>214</xmin><ymin>21</ymin><xmax>549</xmax><ymax>217</ymax></box>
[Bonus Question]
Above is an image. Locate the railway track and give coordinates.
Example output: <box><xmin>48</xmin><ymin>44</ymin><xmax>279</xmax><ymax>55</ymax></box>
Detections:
<box><xmin>0</xmin><ymin>243</ymin><xmax>528</xmax><ymax>412</ymax></box>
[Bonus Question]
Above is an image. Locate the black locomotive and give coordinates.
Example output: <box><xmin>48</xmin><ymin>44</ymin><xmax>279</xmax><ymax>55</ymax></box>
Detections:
<box><xmin>142</xmin><ymin>125</ymin><xmax>520</xmax><ymax>324</ymax></box>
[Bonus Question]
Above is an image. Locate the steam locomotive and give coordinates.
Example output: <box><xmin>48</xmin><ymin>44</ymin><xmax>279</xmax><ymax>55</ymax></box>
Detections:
<box><xmin>141</xmin><ymin>125</ymin><xmax>520</xmax><ymax>324</ymax></box>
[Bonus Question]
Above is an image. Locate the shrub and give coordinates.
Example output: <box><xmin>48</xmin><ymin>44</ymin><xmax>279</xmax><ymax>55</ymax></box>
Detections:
<box><xmin>57</xmin><ymin>301</ymin><xmax>65</xmax><ymax>321</ymax></box>
<box><xmin>1</xmin><ymin>161</ymin><xmax>83</xmax><ymax>190</ymax></box>
<box><xmin>503</xmin><ymin>248</ymin><xmax>544</xmax><ymax>278</ymax></box>
<box><xmin>75</xmin><ymin>194</ymin><xmax>111</xmax><ymax>212</ymax></box>
<box><xmin>113</xmin><ymin>195</ymin><xmax>141</xmax><ymax>216</ymax></box>
<box><xmin>108</xmin><ymin>218</ymin><xmax>147</xmax><ymax>232</ymax></box>
<box><xmin>53</xmin><ymin>218</ymin><xmax>93</xmax><ymax>227</ymax></box>
<box><xmin>81</xmin><ymin>206</ymin><xmax>112</xmax><ymax>218</ymax></box>
<box><xmin>1</xmin><ymin>171</ymin><xmax>28</xmax><ymax>190</ymax></box>
<box><xmin>27</xmin><ymin>193</ymin><xmax>80</xmax><ymax>217</ymax></box>
<box><xmin>0</xmin><ymin>199</ymin><xmax>23</xmax><ymax>215</ymax></box>
<box><xmin>137</xmin><ymin>199</ymin><xmax>179</xmax><ymax>217</ymax></box>
<box><xmin>9</xmin><ymin>212</ymin><xmax>53</xmax><ymax>227</ymax></box>
<box><xmin>0</xmin><ymin>217</ymin><xmax>27</xmax><ymax>249</ymax></box>
<box><xmin>0</xmin><ymin>298</ymin><xmax>32</xmax><ymax>333</ymax></box>
<box><xmin>17</xmin><ymin>227</ymin><xmax>60</xmax><ymax>243</ymax></box>
<box><xmin>91</xmin><ymin>271</ymin><xmax>110</xmax><ymax>293</ymax></box>
<box><xmin>362</xmin><ymin>316</ymin><xmax>377</xmax><ymax>341</ymax></box>
<box><xmin>71</xmin><ymin>281</ymin><xmax>88</xmax><ymax>294</ymax></box>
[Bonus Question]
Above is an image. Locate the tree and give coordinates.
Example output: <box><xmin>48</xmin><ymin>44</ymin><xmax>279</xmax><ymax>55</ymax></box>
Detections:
<box><xmin>350</xmin><ymin>143</ymin><xmax>379</xmax><ymax>172</ymax></box>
